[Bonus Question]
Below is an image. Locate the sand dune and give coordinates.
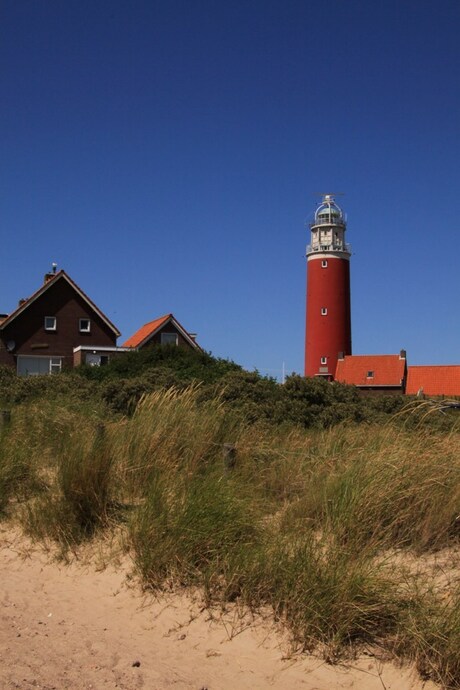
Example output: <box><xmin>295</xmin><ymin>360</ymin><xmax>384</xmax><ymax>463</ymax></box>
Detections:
<box><xmin>0</xmin><ymin>526</ymin><xmax>439</xmax><ymax>690</ymax></box>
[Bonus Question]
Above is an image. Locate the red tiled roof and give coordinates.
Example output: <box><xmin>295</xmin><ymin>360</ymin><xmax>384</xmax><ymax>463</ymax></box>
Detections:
<box><xmin>406</xmin><ymin>366</ymin><xmax>460</xmax><ymax>397</ymax></box>
<box><xmin>335</xmin><ymin>354</ymin><xmax>406</xmax><ymax>387</ymax></box>
<box><xmin>122</xmin><ymin>314</ymin><xmax>172</xmax><ymax>348</ymax></box>
<box><xmin>0</xmin><ymin>270</ymin><xmax>121</xmax><ymax>336</ymax></box>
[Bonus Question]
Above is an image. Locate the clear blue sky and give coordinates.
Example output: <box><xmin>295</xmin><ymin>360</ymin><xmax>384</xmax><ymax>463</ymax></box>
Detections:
<box><xmin>1</xmin><ymin>0</ymin><xmax>459</xmax><ymax>377</ymax></box>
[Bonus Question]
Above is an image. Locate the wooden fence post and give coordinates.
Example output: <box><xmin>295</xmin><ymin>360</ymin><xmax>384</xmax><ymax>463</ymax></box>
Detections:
<box><xmin>0</xmin><ymin>410</ymin><xmax>11</xmax><ymax>431</ymax></box>
<box><xmin>222</xmin><ymin>443</ymin><xmax>237</xmax><ymax>471</ymax></box>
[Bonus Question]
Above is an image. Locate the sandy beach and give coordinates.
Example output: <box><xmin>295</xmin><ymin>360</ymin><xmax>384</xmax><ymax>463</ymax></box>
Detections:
<box><xmin>0</xmin><ymin>525</ymin><xmax>439</xmax><ymax>690</ymax></box>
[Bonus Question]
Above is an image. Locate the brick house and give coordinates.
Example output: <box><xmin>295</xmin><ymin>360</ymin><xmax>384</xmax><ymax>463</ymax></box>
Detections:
<box><xmin>122</xmin><ymin>313</ymin><xmax>200</xmax><ymax>351</ymax></box>
<box><xmin>0</xmin><ymin>270</ymin><xmax>121</xmax><ymax>375</ymax></box>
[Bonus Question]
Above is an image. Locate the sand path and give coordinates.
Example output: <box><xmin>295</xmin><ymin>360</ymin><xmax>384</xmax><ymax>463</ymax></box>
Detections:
<box><xmin>0</xmin><ymin>526</ymin><xmax>439</xmax><ymax>690</ymax></box>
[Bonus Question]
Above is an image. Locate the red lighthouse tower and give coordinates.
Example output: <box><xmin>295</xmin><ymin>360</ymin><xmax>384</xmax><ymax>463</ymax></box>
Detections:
<box><xmin>304</xmin><ymin>194</ymin><xmax>352</xmax><ymax>378</ymax></box>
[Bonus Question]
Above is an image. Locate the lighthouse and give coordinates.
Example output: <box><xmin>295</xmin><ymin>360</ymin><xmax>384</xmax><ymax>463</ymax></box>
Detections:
<box><xmin>304</xmin><ymin>194</ymin><xmax>352</xmax><ymax>379</ymax></box>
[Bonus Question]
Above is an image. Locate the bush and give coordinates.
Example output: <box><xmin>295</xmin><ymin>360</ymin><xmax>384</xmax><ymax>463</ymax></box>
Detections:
<box><xmin>205</xmin><ymin>373</ymin><xmax>369</xmax><ymax>429</ymax></box>
<box><xmin>77</xmin><ymin>345</ymin><xmax>242</xmax><ymax>384</ymax></box>
<box><xmin>0</xmin><ymin>367</ymin><xmax>100</xmax><ymax>408</ymax></box>
<box><xmin>100</xmin><ymin>368</ymin><xmax>183</xmax><ymax>414</ymax></box>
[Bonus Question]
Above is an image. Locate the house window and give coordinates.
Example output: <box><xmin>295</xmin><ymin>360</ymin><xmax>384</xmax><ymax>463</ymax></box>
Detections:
<box><xmin>321</xmin><ymin>308</ymin><xmax>327</xmax><ymax>315</ymax></box>
<box><xmin>50</xmin><ymin>358</ymin><xmax>62</xmax><ymax>374</ymax></box>
<box><xmin>321</xmin><ymin>260</ymin><xmax>328</xmax><ymax>268</ymax></box>
<box><xmin>161</xmin><ymin>332</ymin><xmax>179</xmax><ymax>346</ymax></box>
<box><xmin>367</xmin><ymin>371</ymin><xmax>374</xmax><ymax>378</ymax></box>
<box><xmin>85</xmin><ymin>353</ymin><xmax>109</xmax><ymax>367</ymax></box>
<box><xmin>79</xmin><ymin>318</ymin><xmax>91</xmax><ymax>333</ymax></box>
<box><xmin>17</xmin><ymin>356</ymin><xmax>61</xmax><ymax>376</ymax></box>
<box><xmin>321</xmin><ymin>357</ymin><xmax>327</xmax><ymax>365</ymax></box>
<box><xmin>44</xmin><ymin>316</ymin><xmax>56</xmax><ymax>331</ymax></box>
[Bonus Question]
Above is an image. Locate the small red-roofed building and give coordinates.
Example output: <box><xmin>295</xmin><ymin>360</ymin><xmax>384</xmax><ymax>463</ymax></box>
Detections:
<box><xmin>122</xmin><ymin>313</ymin><xmax>200</xmax><ymax>352</ymax></box>
<box><xmin>406</xmin><ymin>365</ymin><xmax>460</xmax><ymax>397</ymax></box>
<box><xmin>335</xmin><ymin>351</ymin><xmax>407</xmax><ymax>395</ymax></box>
<box><xmin>0</xmin><ymin>268</ymin><xmax>122</xmax><ymax>374</ymax></box>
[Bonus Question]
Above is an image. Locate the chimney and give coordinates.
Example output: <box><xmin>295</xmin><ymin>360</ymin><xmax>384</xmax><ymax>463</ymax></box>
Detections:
<box><xmin>189</xmin><ymin>333</ymin><xmax>197</xmax><ymax>342</ymax></box>
<box><xmin>399</xmin><ymin>349</ymin><xmax>406</xmax><ymax>359</ymax></box>
<box><xmin>337</xmin><ymin>351</ymin><xmax>344</xmax><ymax>360</ymax></box>
<box><xmin>44</xmin><ymin>263</ymin><xmax>58</xmax><ymax>284</ymax></box>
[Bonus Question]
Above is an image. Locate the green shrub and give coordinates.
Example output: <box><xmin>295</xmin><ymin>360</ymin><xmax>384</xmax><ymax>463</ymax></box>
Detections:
<box><xmin>0</xmin><ymin>367</ymin><xmax>100</xmax><ymax>408</ymax></box>
<box><xmin>77</xmin><ymin>345</ymin><xmax>242</xmax><ymax>384</ymax></box>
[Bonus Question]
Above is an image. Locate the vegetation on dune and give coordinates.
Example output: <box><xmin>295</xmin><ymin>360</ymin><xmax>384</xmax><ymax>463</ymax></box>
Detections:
<box><xmin>1</xmin><ymin>349</ymin><xmax>460</xmax><ymax>686</ymax></box>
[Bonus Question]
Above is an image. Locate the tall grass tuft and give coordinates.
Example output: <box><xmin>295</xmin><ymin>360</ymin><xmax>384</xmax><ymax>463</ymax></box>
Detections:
<box><xmin>260</xmin><ymin>539</ymin><xmax>406</xmax><ymax>654</ymax></box>
<box><xmin>113</xmin><ymin>385</ymin><xmax>242</xmax><ymax>498</ymax></box>
<box><xmin>0</xmin><ymin>405</ymin><xmax>53</xmax><ymax>513</ymax></box>
<box><xmin>312</xmin><ymin>426</ymin><xmax>460</xmax><ymax>552</ymax></box>
<box><xmin>393</xmin><ymin>581</ymin><xmax>460</xmax><ymax>688</ymax></box>
<box><xmin>23</xmin><ymin>420</ymin><xmax>116</xmax><ymax>548</ymax></box>
<box><xmin>130</xmin><ymin>468</ymin><xmax>263</xmax><ymax>600</ymax></box>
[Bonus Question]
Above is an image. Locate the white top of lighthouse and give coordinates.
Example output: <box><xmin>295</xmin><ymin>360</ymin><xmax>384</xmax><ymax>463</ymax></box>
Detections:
<box><xmin>306</xmin><ymin>194</ymin><xmax>351</xmax><ymax>258</ymax></box>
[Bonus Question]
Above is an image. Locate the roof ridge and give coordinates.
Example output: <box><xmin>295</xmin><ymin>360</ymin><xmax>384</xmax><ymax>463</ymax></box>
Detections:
<box><xmin>341</xmin><ymin>353</ymin><xmax>401</xmax><ymax>358</ymax></box>
<box><xmin>408</xmin><ymin>364</ymin><xmax>460</xmax><ymax>368</ymax></box>
<box><xmin>0</xmin><ymin>270</ymin><xmax>120</xmax><ymax>336</ymax></box>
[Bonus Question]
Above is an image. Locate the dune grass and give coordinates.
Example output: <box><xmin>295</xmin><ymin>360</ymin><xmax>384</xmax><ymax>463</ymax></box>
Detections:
<box><xmin>1</xmin><ymin>386</ymin><xmax>460</xmax><ymax>685</ymax></box>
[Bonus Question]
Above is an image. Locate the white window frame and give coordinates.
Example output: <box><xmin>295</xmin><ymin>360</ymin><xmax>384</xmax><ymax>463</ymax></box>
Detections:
<box><xmin>367</xmin><ymin>370</ymin><xmax>374</xmax><ymax>378</ymax></box>
<box><xmin>321</xmin><ymin>356</ymin><xmax>327</xmax><ymax>365</ymax></box>
<box><xmin>160</xmin><ymin>332</ymin><xmax>179</xmax><ymax>346</ymax></box>
<box><xmin>321</xmin><ymin>307</ymin><xmax>327</xmax><ymax>315</ymax></box>
<box><xmin>44</xmin><ymin>316</ymin><xmax>57</xmax><ymax>331</ymax></box>
<box><xmin>321</xmin><ymin>260</ymin><xmax>328</xmax><ymax>268</ymax></box>
<box><xmin>50</xmin><ymin>357</ymin><xmax>62</xmax><ymax>374</ymax></box>
<box><xmin>79</xmin><ymin>318</ymin><xmax>91</xmax><ymax>333</ymax></box>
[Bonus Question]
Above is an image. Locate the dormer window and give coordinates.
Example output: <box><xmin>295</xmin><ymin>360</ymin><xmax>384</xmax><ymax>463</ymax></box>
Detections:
<box><xmin>79</xmin><ymin>318</ymin><xmax>91</xmax><ymax>333</ymax></box>
<box><xmin>367</xmin><ymin>371</ymin><xmax>374</xmax><ymax>378</ymax></box>
<box><xmin>44</xmin><ymin>316</ymin><xmax>56</xmax><ymax>331</ymax></box>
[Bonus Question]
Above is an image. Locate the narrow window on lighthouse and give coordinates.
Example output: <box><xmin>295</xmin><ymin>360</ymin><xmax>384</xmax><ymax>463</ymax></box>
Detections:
<box><xmin>321</xmin><ymin>357</ymin><xmax>327</xmax><ymax>365</ymax></box>
<box><xmin>321</xmin><ymin>260</ymin><xmax>328</xmax><ymax>268</ymax></box>
<box><xmin>321</xmin><ymin>308</ymin><xmax>327</xmax><ymax>315</ymax></box>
